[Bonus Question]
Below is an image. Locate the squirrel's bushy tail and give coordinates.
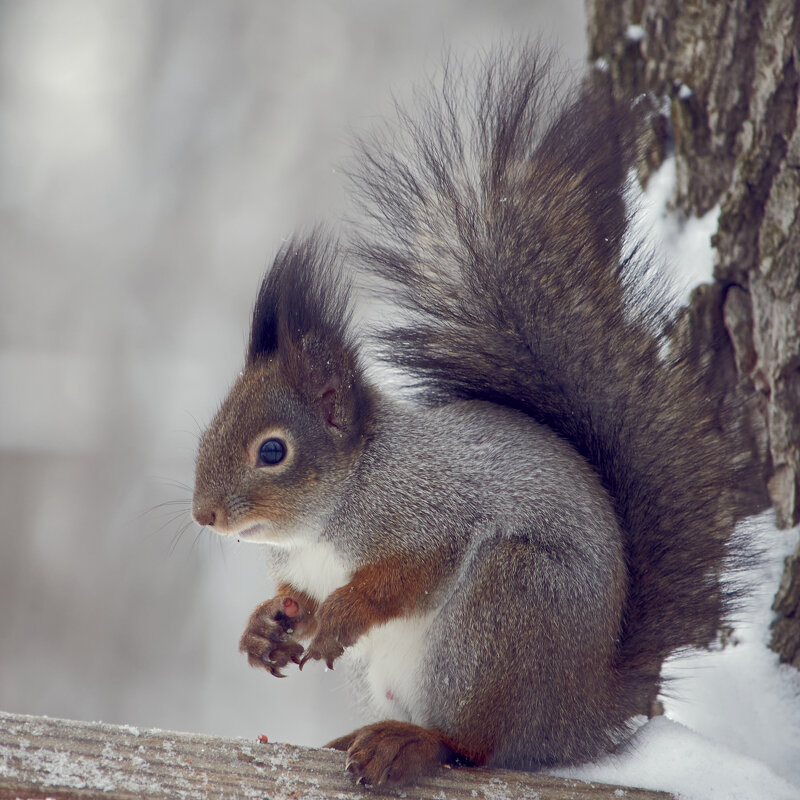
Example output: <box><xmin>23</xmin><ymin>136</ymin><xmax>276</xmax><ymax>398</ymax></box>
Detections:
<box><xmin>352</xmin><ymin>47</ymin><xmax>753</xmax><ymax>708</ymax></box>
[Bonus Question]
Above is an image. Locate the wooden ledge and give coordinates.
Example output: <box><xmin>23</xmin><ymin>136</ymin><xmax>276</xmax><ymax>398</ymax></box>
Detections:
<box><xmin>0</xmin><ymin>711</ymin><xmax>671</xmax><ymax>799</ymax></box>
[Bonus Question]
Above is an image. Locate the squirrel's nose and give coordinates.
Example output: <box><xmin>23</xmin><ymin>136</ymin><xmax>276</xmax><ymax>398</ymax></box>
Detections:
<box><xmin>192</xmin><ymin>498</ymin><xmax>225</xmax><ymax>529</ymax></box>
<box><xmin>194</xmin><ymin>508</ymin><xmax>216</xmax><ymax>527</ymax></box>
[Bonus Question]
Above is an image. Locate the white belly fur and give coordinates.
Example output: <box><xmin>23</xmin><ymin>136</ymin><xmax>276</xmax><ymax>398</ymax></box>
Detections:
<box><xmin>274</xmin><ymin>538</ymin><xmax>436</xmax><ymax>723</ymax></box>
<box><xmin>348</xmin><ymin>609</ymin><xmax>437</xmax><ymax>724</ymax></box>
<box><xmin>275</xmin><ymin>538</ymin><xmax>352</xmax><ymax>603</ymax></box>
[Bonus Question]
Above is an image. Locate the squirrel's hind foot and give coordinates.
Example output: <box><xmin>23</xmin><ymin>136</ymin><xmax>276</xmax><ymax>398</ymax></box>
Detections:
<box><xmin>327</xmin><ymin>721</ymin><xmax>457</xmax><ymax>786</ymax></box>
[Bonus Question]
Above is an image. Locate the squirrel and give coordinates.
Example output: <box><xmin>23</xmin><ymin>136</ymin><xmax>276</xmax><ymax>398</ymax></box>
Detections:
<box><xmin>192</xmin><ymin>47</ymin><xmax>755</xmax><ymax>786</ymax></box>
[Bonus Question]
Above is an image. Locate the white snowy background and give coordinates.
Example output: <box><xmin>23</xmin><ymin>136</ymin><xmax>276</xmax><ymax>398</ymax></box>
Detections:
<box><xmin>0</xmin><ymin>3</ymin><xmax>798</xmax><ymax>799</ymax></box>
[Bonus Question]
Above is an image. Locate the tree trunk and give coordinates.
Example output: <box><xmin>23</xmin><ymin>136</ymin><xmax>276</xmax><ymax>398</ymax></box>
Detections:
<box><xmin>586</xmin><ymin>0</ymin><xmax>799</xmax><ymax>663</ymax></box>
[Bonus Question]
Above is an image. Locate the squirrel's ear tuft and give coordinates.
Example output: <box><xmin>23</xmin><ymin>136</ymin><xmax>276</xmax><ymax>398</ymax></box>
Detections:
<box><xmin>247</xmin><ymin>232</ymin><xmax>373</xmax><ymax>437</ymax></box>
<box><xmin>247</xmin><ymin>233</ymin><xmax>349</xmax><ymax>363</ymax></box>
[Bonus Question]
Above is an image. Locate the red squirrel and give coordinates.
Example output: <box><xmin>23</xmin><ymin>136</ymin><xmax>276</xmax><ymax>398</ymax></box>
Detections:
<box><xmin>192</xmin><ymin>48</ymin><xmax>754</xmax><ymax>786</ymax></box>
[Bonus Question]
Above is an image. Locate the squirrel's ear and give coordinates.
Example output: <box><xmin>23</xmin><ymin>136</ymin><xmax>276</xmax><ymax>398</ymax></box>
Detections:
<box><xmin>247</xmin><ymin>233</ymin><xmax>373</xmax><ymax>437</ymax></box>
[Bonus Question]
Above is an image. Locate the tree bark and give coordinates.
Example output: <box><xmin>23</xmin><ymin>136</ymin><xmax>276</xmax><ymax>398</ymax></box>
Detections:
<box><xmin>586</xmin><ymin>0</ymin><xmax>799</xmax><ymax>663</ymax></box>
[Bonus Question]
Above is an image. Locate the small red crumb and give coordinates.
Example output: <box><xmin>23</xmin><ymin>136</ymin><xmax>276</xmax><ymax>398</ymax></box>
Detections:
<box><xmin>257</xmin><ymin>734</ymin><xmax>269</xmax><ymax>744</ymax></box>
<box><xmin>283</xmin><ymin>597</ymin><xmax>300</xmax><ymax>617</ymax></box>
<box><xmin>385</xmin><ymin>689</ymin><xmax>395</xmax><ymax>701</ymax></box>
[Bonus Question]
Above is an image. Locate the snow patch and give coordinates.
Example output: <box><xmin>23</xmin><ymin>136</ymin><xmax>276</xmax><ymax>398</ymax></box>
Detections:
<box><xmin>555</xmin><ymin>716</ymin><xmax>798</xmax><ymax>800</ymax></box>
<box><xmin>625</xmin><ymin>155</ymin><xmax>720</xmax><ymax>312</ymax></box>
<box><xmin>661</xmin><ymin>514</ymin><xmax>800</xmax><ymax>788</ymax></box>
<box><xmin>551</xmin><ymin>512</ymin><xmax>800</xmax><ymax>799</ymax></box>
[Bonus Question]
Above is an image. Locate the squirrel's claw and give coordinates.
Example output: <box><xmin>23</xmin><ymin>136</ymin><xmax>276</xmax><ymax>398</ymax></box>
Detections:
<box><xmin>300</xmin><ymin>631</ymin><xmax>344</xmax><ymax>670</ymax></box>
<box><xmin>298</xmin><ymin>650</ymin><xmax>334</xmax><ymax>670</ymax></box>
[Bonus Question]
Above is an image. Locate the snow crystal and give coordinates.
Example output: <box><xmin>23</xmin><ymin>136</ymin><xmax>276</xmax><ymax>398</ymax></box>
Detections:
<box><xmin>625</xmin><ymin>24</ymin><xmax>646</xmax><ymax>43</ymax></box>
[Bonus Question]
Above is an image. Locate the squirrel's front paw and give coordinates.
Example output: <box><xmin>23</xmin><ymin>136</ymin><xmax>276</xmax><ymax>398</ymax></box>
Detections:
<box><xmin>299</xmin><ymin>630</ymin><xmax>344</xmax><ymax>671</ymax></box>
<box><xmin>239</xmin><ymin>597</ymin><xmax>306</xmax><ymax>677</ymax></box>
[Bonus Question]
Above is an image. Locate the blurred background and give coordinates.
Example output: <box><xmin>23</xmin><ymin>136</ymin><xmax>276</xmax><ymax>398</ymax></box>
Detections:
<box><xmin>0</xmin><ymin>0</ymin><xmax>585</xmax><ymax>745</ymax></box>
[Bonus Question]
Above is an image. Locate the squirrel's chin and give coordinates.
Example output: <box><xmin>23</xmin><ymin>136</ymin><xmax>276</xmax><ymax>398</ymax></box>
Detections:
<box><xmin>227</xmin><ymin>519</ymin><xmax>318</xmax><ymax>546</ymax></box>
<box><xmin>227</xmin><ymin>521</ymin><xmax>281</xmax><ymax>544</ymax></box>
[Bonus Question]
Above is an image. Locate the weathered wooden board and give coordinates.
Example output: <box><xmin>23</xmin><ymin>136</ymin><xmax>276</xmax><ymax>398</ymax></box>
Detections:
<box><xmin>0</xmin><ymin>711</ymin><xmax>671</xmax><ymax>800</ymax></box>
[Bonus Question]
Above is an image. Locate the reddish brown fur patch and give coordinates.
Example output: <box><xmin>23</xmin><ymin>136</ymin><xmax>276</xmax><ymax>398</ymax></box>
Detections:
<box><xmin>300</xmin><ymin>556</ymin><xmax>443</xmax><ymax>668</ymax></box>
<box><xmin>330</xmin><ymin>556</ymin><xmax>441</xmax><ymax>629</ymax></box>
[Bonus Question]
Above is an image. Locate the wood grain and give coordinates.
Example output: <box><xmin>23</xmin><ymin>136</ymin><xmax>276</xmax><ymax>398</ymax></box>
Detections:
<box><xmin>0</xmin><ymin>711</ymin><xmax>672</xmax><ymax>800</ymax></box>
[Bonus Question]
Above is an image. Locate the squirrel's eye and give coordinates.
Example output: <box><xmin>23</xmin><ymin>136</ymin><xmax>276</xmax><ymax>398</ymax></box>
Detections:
<box><xmin>258</xmin><ymin>438</ymin><xmax>286</xmax><ymax>466</ymax></box>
